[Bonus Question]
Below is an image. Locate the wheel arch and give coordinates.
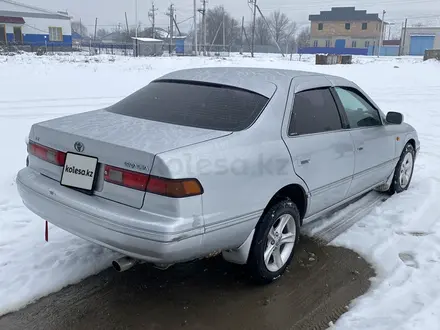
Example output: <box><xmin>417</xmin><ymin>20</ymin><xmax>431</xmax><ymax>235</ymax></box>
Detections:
<box><xmin>262</xmin><ymin>184</ymin><xmax>308</xmax><ymax>224</ymax></box>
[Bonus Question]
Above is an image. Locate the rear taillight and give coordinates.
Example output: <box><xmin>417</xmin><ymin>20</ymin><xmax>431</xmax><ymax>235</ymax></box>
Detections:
<box><xmin>104</xmin><ymin>165</ymin><xmax>149</xmax><ymax>191</ymax></box>
<box><xmin>146</xmin><ymin>176</ymin><xmax>203</xmax><ymax>198</ymax></box>
<box><xmin>28</xmin><ymin>141</ymin><xmax>66</xmax><ymax>166</ymax></box>
<box><xmin>104</xmin><ymin>165</ymin><xmax>203</xmax><ymax>197</ymax></box>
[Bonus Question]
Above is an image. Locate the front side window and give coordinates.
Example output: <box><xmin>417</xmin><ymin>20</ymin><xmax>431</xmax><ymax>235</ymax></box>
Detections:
<box><xmin>334</xmin><ymin>87</ymin><xmax>381</xmax><ymax>128</ymax></box>
<box><xmin>289</xmin><ymin>88</ymin><xmax>342</xmax><ymax>135</ymax></box>
<box><xmin>106</xmin><ymin>80</ymin><xmax>269</xmax><ymax>131</ymax></box>
<box><xmin>49</xmin><ymin>27</ymin><xmax>63</xmax><ymax>41</ymax></box>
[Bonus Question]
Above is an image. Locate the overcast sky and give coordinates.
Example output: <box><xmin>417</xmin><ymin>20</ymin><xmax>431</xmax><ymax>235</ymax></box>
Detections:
<box><xmin>28</xmin><ymin>0</ymin><xmax>440</xmax><ymax>33</ymax></box>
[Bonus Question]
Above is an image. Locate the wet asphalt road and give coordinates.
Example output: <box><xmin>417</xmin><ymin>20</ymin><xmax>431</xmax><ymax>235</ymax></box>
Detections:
<box><xmin>0</xmin><ymin>237</ymin><xmax>374</xmax><ymax>330</ymax></box>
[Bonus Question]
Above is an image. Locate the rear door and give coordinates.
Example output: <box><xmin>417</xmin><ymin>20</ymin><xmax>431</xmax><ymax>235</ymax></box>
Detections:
<box><xmin>283</xmin><ymin>80</ymin><xmax>355</xmax><ymax>217</ymax></box>
<box><xmin>333</xmin><ymin>86</ymin><xmax>396</xmax><ymax>196</ymax></box>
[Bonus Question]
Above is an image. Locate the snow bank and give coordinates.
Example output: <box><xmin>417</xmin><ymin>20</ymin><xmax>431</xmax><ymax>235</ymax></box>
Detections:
<box><xmin>1</xmin><ymin>53</ymin><xmax>439</xmax><ymax>330</ymax></box>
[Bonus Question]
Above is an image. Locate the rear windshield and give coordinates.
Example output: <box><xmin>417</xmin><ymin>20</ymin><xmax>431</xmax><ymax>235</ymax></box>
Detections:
<box><xmin>106</xmin><ymin>80</ymin><xmax>269</xmax><ymax>131</ymax></box>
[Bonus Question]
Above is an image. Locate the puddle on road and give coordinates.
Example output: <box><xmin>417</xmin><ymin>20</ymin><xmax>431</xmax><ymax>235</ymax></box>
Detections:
<box><xmin>0</xmin><ymin>237</ymin><xmax>375</xmax><ymax>330</ymax></box>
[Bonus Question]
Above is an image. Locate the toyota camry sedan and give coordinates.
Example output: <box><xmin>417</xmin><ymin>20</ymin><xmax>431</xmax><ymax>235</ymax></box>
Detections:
<box><xmin>16</xmin><ymin>67</ymin><xmax>420</xmax><ymax>283</ymax></box>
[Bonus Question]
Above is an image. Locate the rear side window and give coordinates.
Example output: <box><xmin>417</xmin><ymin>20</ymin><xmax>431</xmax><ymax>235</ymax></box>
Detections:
<box><xmin>289</xmin><ymin>88</ymin><xmax>342</xmax><ymax>135</ymax></box>
<box><xmin>106</xmin><ymin>80</ymin><xmax>269</xmax><ymax>131</ymax></box>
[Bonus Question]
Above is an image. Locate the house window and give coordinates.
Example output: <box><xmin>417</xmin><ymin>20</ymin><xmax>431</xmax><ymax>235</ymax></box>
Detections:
<box><xmin>352</xmin><ymin>40</ymin><xmax>357</xmax><ymax>48</ymax></box>
<box><xmin>313</xmin><ymin>40</ymin><xmax>318</xmax><ymax>47</ymax></box>
<box><xmin>325</xmin><ymin>40</ymin><xmax>331</xmax><ymax>47</ymax></box>
<box><xmin>345</xmin><ymin>23</ymin><xmax>351</xmax><ymax>30</ymax></box>
<box><xmin>318</xmin><ymin>23</ymin><xmax>323</xmax><ymax>30</ymax></box>
<box><xmin>49</xmin><ymin>27</ymin><xmax>63</xmax><ymax>42</ymax></box>
<box><xmin>362</xmin><ymin>23</ymin><xmax>368</xmax><ymax>30</ymax></box>
<box><xmin>365</xmin><ymin>41</ymin><xmax>370</xmax><ymax>47</ymax></box>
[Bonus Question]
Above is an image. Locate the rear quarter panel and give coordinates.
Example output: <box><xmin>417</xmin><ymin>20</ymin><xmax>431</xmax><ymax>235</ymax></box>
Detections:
<box><xmin>150</xmin><ymin>89</ymin><xmax>307</xmax><ymax>252</ymax></box>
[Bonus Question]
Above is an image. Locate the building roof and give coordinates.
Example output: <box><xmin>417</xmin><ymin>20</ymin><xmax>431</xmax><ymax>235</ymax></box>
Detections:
<box><xmin>309</xmin><ymin>7</ymin><xmax>381</xmax><ymax>22</ymax></box>
<box><xmin>383</xmin><ymin>40</ymin><xmax>401</xmax><ymax>46</ymax></box>
<box><xmin>0</xmin><ymin>0</ymin><xmax>70</xmax><ymax>19</ymax></box>
<box><xmin>132</xmin><ymin>37</ymin><xmax>164</xmax><ymax>43</ymax></box>
<box><xmin>0</xmin><ymin>15</ymin><xmax>24</xmax><ymax>23</ymax></box>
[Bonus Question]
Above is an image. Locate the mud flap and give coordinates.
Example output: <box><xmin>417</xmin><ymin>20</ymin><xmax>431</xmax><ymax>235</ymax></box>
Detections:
<box><xmin>222</xmin><ymin>229</ymin><xmax>255</xmax><ymax>265</ymax></box>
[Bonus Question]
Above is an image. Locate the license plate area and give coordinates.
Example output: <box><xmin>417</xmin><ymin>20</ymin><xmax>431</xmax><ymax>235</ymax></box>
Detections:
<box><xmin>61</xmin><ymin>153</ymin><xmax>98</xmax><ymax>193</ymax></box>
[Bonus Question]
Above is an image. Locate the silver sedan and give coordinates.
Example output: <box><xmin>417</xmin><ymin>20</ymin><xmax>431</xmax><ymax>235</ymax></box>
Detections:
<box><xmin>17</xmin><ymin>67</ymin><xmax>420</xmax><ymax>283</ymax></box>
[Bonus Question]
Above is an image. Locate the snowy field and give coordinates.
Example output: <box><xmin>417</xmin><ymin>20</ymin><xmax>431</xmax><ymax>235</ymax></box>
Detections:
<box><xmin>1</xmin><ymin>52</ymin><xmax>440</xmax><ymax>329</ymax></box>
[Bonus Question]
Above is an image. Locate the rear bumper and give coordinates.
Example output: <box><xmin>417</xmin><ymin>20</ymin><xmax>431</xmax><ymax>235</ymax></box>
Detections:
<box><xmin>16</xmin><ymin>167</ymin><xmax>204</xmax><ymax>263</ymax></box>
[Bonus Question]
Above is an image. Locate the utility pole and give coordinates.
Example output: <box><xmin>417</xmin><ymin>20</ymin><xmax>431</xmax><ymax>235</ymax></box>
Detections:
<box><xmin>240</xmin><ymin>16</ymin><xmax>244</xmax><ymax>54</ymax></box>
<box><xmin>198</xmin><ymin>0</ymin><xmax>207</xmax><ymax>55</ymax></box>
<box><xmin>401</xmin><ymin>18</ymin><xmax>408</xmax><ymax>56</ymax></box>
<box><xmin>222</xmin><ymin>10</ymin><xmax>226</xmax><ymax>52</ymax></box>
<box><xmin>94</xmin><ymin>17</ymin><xmax>98</xmax><ymax>40</ymax></box>
<box><xmin>125</xmin><ymin>12</ymin><xmax>129</xmax><ymax>35</ymax></box>
<box><xmin>148</xmin><ymin>2</ymin><xmax>158</xmax><ymax>39</ymax></box>
<box><xmin>251</xmin><ymin>0</ymin><xmax>257</xmax><ymax>57</ymax></box>
<box><xmin>167</xmin><ymin>4</ymin><xmax>174</xmax><ymax>55</ymax></box>
<box><xmin>378</xmin><ymin>9</ymin><xmax>386</xmax><ymax>57</ymax></box>
<box><xmin>135</xmin><ymin>0</ymin><xmax>138</xmax><ymax>38</ymax></box>
<box><xmin>193</xmin><ymin>0</ymin><xmax>198</xmax><ymax>55</ymax></box>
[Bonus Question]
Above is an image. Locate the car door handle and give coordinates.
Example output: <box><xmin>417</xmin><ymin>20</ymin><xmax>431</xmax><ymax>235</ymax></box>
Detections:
<box><xmin>357</xmin><ymin>147</ymin><xmax>364</xmax><ymax>151</ymax></box>
<box><xmin>300</xmin><ymin>158</ymin><xmax>310</xmax><ymax>165</ymax></box>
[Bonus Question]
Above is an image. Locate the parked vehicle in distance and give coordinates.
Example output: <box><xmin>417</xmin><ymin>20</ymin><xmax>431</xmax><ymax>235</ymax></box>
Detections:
<box><xmin>17</xmin><ymin>67</ymin><xmax>420</xmax><ymax>283</ymax></box>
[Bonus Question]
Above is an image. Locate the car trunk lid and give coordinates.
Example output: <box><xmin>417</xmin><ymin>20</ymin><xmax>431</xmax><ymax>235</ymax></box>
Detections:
<box><xmin>28</xmin><ymin>109</ymin><xmax>231</xmax><ymax>208</ymax></box>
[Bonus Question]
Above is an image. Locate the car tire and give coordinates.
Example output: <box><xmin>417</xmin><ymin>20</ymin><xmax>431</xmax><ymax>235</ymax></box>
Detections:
<box><xmin>247</xmin><ymin>199</ymin><xmax>300</xmax><ymax>284</ymax></box>
<box><xmin>388</xmin><ymin>142</ymin><xmax>415</xmax><ymax>194</ymax></box>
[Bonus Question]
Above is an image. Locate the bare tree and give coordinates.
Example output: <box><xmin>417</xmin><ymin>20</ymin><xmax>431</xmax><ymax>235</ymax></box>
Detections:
<box><xmin>285</xmin><ymin>22</ymin><xmax>298</xmax><ymax>52</ymax></box>
<box><xmin>96</xmin><ymin>28</ymin><xmax>109</xmax><ymax>39</ymax></box>
<box><xmin>269</xmin><ymin>10</ymin><xmax>290</xmax><ymax>44</ymax></box>
<box><xmin>205</xmin><ymin>5</ymin><xmax>240</xmax><ymax>46</ymax></box>
<box><xmin>248</xmin><ymin>17</ymin><xmax>271</xmax><ymax>45</ymax></box>
<box><xmin>71</xmin><ymin>20</ymin><xmax>88</xmax><ymax>36</ymax></box>
<box><xmin>296</xmin><ymin>27</ymin><xmax>310</xmax><ymax>49</ymax></box>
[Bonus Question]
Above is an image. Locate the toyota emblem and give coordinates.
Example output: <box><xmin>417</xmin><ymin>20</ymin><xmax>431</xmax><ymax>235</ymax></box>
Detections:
<box><xmin>74</xmin><ymin>141</ymin><xmax>85</xmax><ymax>153</ymax></box>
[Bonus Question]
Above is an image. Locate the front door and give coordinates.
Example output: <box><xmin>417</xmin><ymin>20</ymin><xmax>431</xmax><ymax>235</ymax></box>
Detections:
<box><xmin>0</xmin><ymin>25</ymin><xmax>6</xmax><ymax>44</ymax></box>
<box><xmin>333</xmin><ymin>86</ymin><xmax>396</xmax><ymax>196</ymax></box>
<box><xmin>335</xmin><ymin>39</ymin><xmax>346</xmax><ymax>48</ymax></box>
<box><xmin>283</xmin><ymin>82</ymin><xmax>355</xmax><ymax>217</ymax></box>
<box><xmin>13</xmin><ymin>27</ymin><xmax>23</xmax><ymax>43</ymax></box>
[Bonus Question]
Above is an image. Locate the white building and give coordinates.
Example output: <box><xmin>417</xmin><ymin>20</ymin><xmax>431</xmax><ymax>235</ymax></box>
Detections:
<box><xmin>0</xmin><ymin>0</ymin><xmax>71</xmax><ymax>47</ymax></box>
<box><xmin>401</xmin><ymin>27</ymin><xmax>440</xmax><ymax>56</ymax></box>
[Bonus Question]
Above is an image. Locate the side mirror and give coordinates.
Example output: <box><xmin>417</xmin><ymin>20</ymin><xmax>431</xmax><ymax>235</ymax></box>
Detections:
<box><xmin>386</xmin><ymin>111</ymin><xmax>404</xmax><ymax>125</ymax></box>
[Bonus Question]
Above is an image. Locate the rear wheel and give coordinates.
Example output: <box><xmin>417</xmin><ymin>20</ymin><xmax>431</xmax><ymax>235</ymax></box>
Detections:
<box><xmin>247</xmin><ymin>199</ymin><xmax>300</xmax><ymax>284</ymax></box>
<box><xmin>389</xmin><ymin>143</ymin><xmax>415</xmax><ymax>194</ymax></box>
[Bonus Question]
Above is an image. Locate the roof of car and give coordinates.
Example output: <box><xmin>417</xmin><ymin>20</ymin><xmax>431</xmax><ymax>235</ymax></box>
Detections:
<box><xmin>156</xmin><ymin>67</ymin><xmax>350</xmax><ymax>98</ymax></box>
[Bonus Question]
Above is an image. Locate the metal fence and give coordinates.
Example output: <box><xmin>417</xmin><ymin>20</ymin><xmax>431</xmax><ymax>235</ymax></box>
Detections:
<box><xmin>0</xmin><ymin>41</ymin><xmax>75</xmax><ymax>54</ymax></box>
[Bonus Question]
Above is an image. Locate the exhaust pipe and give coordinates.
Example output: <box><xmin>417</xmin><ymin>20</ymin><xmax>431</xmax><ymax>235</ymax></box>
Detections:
<box><xmin>112</xmin><ymin>256</ymin><xmax>138</xmax><ymax>272</ymax></box>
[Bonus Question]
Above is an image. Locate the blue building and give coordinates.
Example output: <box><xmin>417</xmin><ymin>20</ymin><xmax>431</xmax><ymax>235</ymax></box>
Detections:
<box><xmin>0</xmin><ymin>0</ymin><xmax>72</xmax><ymax>48</ymax></box>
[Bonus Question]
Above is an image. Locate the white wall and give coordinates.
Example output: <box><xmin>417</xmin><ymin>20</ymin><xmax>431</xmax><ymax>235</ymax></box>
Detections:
<box><xmin>401</xmin><ymin>27</ymin><xmax>440</xmax><ymax>55</ymax></box>
<box><xmin>21</xmin><ymin>16</ymin><xmax>71</xmax><ymax>36</ymax></box>
<box><xmin>4</xmin><ymin>17</ymin><xmax>71</xmax><ymax>36</ymax></box>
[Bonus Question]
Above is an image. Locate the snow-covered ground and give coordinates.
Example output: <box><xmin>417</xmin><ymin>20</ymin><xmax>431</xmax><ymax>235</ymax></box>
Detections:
<box><xmin>1</xmin><ymin>52</ymin><xmax>440</xmax><ymax>329</ymax></box>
